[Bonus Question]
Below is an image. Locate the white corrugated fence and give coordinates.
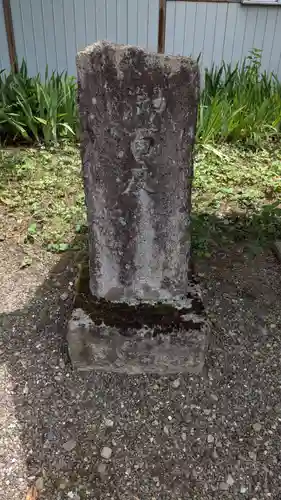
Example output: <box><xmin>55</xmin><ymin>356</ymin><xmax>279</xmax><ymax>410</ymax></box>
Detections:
<box><xmin>0</xmin><ymin>0</ymin><xmax>281</xmax><ymax>80</ymax></box>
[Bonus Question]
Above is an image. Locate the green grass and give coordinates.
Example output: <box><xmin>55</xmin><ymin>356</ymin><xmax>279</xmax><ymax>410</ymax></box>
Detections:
<box><xmin>198</xmin><ymin>50</ymin><xmax>281</xmax><ymax>146</ymax></box>
<box><xmin>0</xmin><ymin>143</ymin><xmax>85</xmax><ymax>252</ymax></box>
<box><xmin>0</xmin><ymin>143</ymin><xmax>280</xmax><ymax>257</ymax></box>
<box><xmin>1</xmin><ymin>50</ymin><xmax>281</xmax><ymax>147</ymax></box>
<box><xmin>0</xmin><ymin>61</ymin><xmax>78</xmax><ymax>144</ymax></box>
<box><xmin>193</xmin><ymin>143</ymin><xmax>281</xmax><ymax>255</ymax></box>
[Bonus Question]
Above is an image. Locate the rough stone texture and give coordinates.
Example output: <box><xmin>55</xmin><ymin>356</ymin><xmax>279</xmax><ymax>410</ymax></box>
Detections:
<box><xmin>67</xmin><ymin>302</ymin><xmax>209</xmax><ymax>374</ymax></box>
<box><xmin>77</xmin><ymin>41</ymin><xmax>199</xmax><ymax>303</ymax></box>
<box><xmin>75</xmin><ymin>42</ymin><xmax>208</xmax><ymax>373</ymax></box>
<box><xmin>273</xmin><ymin>240</ymin><xmax>281</xmax><ymax>263</ymax></box>
<box><xmin>1</xmin><ymin>244</ymin><xmax>281</xmax><ymax>499</ymax></box>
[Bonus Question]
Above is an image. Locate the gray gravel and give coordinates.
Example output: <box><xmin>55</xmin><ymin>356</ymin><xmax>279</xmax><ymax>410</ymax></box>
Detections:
<box><xmin>0</xmin><ymin>243</ymin><xmax>281</xmax><ymax>499</ymax></box>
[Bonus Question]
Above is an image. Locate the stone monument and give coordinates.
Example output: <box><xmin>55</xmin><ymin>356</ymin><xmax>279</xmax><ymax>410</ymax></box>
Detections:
<box><xmin>67</xmin><ymin>41</ymin><xmax>210</xmax><ymax>374</ymax></box>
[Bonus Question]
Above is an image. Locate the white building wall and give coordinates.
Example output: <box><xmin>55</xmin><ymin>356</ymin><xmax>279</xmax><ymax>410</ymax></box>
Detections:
<box><xmin>166</xmin><ymin>1</ymin><xmax>281</xmax><ymax>79</ymax></box>
<box><xmin>1</xmin><ymin>0</ymin><xmax>281</xmax><ymax>80</ymax></box>
<box><xmin>8</xmin><ymin>0</ymin><xmax>159</xmax><ymax>76</ymax></box>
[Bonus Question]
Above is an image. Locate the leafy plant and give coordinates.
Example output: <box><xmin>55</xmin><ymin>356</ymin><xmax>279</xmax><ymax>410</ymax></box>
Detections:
<box><xmin>198</xmin><ymin>49</ymin><xmax>281</xmax><ymax>145</ymax></box>
<box><xmin>0</xmin><ymin>61</ymin><xmax>78</xmax><ymax>144</ymax></box>
<box><xmin>1</xmin><ymin>51</ymin><xmax>281</xmax><ymax>146</ymax></box>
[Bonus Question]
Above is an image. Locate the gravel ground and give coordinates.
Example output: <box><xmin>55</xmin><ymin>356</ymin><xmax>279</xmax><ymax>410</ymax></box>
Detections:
<box><xmin>0</xmin><ymin>242</ymin><xmax>281</xmax><ymax>500</ymax></box>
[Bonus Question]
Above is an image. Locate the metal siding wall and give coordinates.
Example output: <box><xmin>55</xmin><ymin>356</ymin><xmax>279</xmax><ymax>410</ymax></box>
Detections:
<box><xmin>0</xmin><ymin>1</ymin><xmax>10</xmax><ymax>70</ymax></box>
<box><xmin>9</xmin><ymin>0</ymin><xmax>159</xmax><ymax>76</ymax></box>
<box><xmin>166</xmin><ymin>1</ymin><xmax>281</xmax><ymax>80</ymax></box>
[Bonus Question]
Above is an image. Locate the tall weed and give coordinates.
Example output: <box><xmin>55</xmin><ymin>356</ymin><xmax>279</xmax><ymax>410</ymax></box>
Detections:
<box><xmin>199</xmin><ymin>49</ymin><xmax>281</xmax><ymax>145</ymax></box>
<box><xmin>0</xmin><ymin>61</ymin><xmax>78</xmax><ymax>144</ymax></box>
<box><xmin>1</xmin><ymin>51</ymin><xmax>281</xmax><ymax>146</ymax></box>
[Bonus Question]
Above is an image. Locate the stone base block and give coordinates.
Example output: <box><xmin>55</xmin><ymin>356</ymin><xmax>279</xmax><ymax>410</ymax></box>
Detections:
<box><xmin>67</xmin><ymin>309</ymin><xmax>209</xmax><ymax>374</ymax></box>
<box><xmin>67</xmin><ymin>273</ymin><xmax>210</xmax><ymax>374</ymax></box>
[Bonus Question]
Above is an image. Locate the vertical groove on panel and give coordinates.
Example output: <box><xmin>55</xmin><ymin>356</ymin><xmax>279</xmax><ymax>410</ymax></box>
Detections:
<box><xmin>19</xmin><ymin>0</ymin><xmax>27</xmax><ymax>61</ymax></box>
<box><xmin>240</xmin><ymin>8</ymin><xmax>248</xmax><ymax>62</ymax></box>
<box><xmin>268</xmin><ymin>13</ymin><xmax>278</xmax><ymax>69</ymax></box>
<box><xmin>173</xmin><ymin>0</ymin><xmax>176</xmax><ymax>54</ymax></box>
<box><xmin>136</xmin><ymin>0</ymin><xmax>139</xmax><ymax>46</ymax></box>
<box><xmin>172</xmin><ymin>1</ymin><xmax>177</xmax><ymax>54</ymax></box>
<box><xmin>126</xmin><ymin>0</ymin><xmax>129</xmax><ymax>44</ymax></box>
<box><xmin>73</xmin><ymin>0</ymin><xmax>77</xmax><ymax>50</ymax></box>
<box><xmin>84</xmin><ymin>0</ymin><xmax>87</xmax><ymax>46</ymax></box>
<box><xmin>191</xmin><ymin>4</ymin><xmax>197</xmax><ymax>55</ymax></box>
<box><xmin>30</xmin><ymin>0</ymin><xmax>38</xmax><ymax>73</ymax></box>
<box><xmin>261</xmin><ymin>10</ymin><xmax>268</xmax><ymax>50</ymax></box>
<box><xmin>127</xmin><ymin>0</ymin><xmax>129</xmax><ymax>44</ymax></box>
<box><xmin>222</xmin><ymin>3</ymin><xmax>229</xmax><ymax>58</ymax></box>
<box><xmin>202</xmin><ymin>5</ymin><xmax>208</xmax><ymax>63</ymax></box>
<box><xmin>40</xmin><ymin>0</ymin><xmax>47</xmax><ymax>65</ymax></box>
<box><xmin>252</xmin><ymin>10</ymin><xmax>259</xmax><ymax>49</ymax></box>
<box><xmin>262</xmin><ymin>10</ymin><xmax>275</xmax><ymax>73</ymax></box>
<box><xmin>269</xmin><ymin>10</ymin><xmax>281</xmax><ymax>76</ymax></box>
<box><xmin>202</xmin><ymin>4</ymin><xmax>217</xmax><ymax>71</ymax></box>
<box><xmin>173</xmin><ymin>0</ymin><xmax>183</xmax><ymax>55</ymax></box>
<box><xmin>146</xmin><ymin>0</ymin><xmax>150</xmax><ymax>48</ymax></box>
<box><xmin>94</xmin><ymin>0</ymin><xmax>98</xmax><ymax>42</ymax></box>
<box><xmin>182</xmin><ymin>2</ymin><xmax>187</xmax><ymax>56</ymax></box>
<box><xmin>115</xmin><ymin>0</ymin><xmax>118</xmax><ymax>43</ymax></box>
<box><xmin>147</xmin><ymin>0</ymin><xmax>158</xmax><ymax>51</ymax></box>
<box><xmin>252</xmin><ymin>9</ymin><xmax>258</xmax><ymax>51</ymax></box>
<box><xmin>183</xmin><ymin>3</ymin><xmax>195</xmax><ymax>57</ymax></box>
<box><xmin>62</xmin><ymin>0</ymin><xmax>68</xmax><ymax>69</ymax></box>
<box><xmin>51</xmin><ymin>0</ymin><xmax>58</xmax><ymax>69</ymax></box>
<box><xmin>231</xmin><ymin>6</ymin><xmax>239</xmax><ymax>64</ymax></box>
<box><xmin>62</xmin><ymin>0</ymin><xmax>68</xmax><ymax>67</ymax></box>
<box><xmin>105</xmin><ymin>0</ymin><xmax>108</xmax><ymax>39</ymax></box>
<box><xmin>165</xmin><ymin>1</ymin><xmax>175</xmax><ymax>54</ymax></box>
<box><xmin>211</xmin><ymin>4</ymin><xmax>218</xmax><ymax>66</ymax></box>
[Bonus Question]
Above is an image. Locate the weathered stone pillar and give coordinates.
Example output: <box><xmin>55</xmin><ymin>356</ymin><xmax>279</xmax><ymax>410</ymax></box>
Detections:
<box><xmin>68</xmin><ymin>42</ymin><xmax>209</xmax><ymax>374</ymax></box>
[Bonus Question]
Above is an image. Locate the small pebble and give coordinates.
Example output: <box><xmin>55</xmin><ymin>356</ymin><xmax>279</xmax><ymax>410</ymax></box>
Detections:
<box><xmin>104</xmin><ymin>418</ymin><xmax>114</xmax><ymax>428</ymax></box>
<box><xmin>163</xmin><ymin>426</ymin><xmax>169</xmax><ymax>436</ymax></box>
<box><xmin>172</xmin><ymin>378</ymin><xmax>180</xmax><ymax>389</ymax></box>
<box><xmin>219</xmin><ymin>482</ymin><xmax>229</xmax><ymax>491</ymax></box>
<box><xmin>227</xmin><ymin>474</ymin><xmax>234</xmax><ymax>486</ymax></box>
<box><xmin>60</xmin><ymin>292</ymin><xmax>69</xmax><ymax>301</ymax></box>
<box><xmin>67</xmin><ymin>493</ymin><xmax>80</xmax><ymax>500</ymax></box>
<box><xmin>219</xmin><ymin>483</ymin><xmax>229</xmax><ymax>491</ymax></box>
<box><xmin>207</xmin><ymin>434</ymin><xmax>214</xmax><ymax>444</ymax></box>
<box><xmin>58</xmin><ymin>481</ymin><xmax>68</xmax><ymax>490</ymax></box>
<box><xmin>35</xmin><ymin>477</ymin><xmax>44</xmax><ymax>491</ymax></box>
<box><xmin>253</xmin><ymin>423</ymin><xmax>262</xmax><ymax>432</ymax></box>
<box><xmin>22</xmin><ymin>383</ymin><xmax>29</xmax><ymax>395</ymax></box>
<box><xmin>97</xmin><ymin>463</ymin><xmax>107</xmax><ymax>476</ymax></box>
<box><xmin>59</xmin><ymin>358</ymin><xmax>65</xmax><ymax>369</ymax></box>
<box><xmin>101</xmin><ymin>446</ymin><xmax>112</xmax><ymax>459</ymax></box>
<box><xmin>240</xmin><ymin>486</ymin><xmax>247</xmax><ymax>494</ymax></box>
<box><xmin>210</xmin><ymin>394</ymin><xmax>218</xmax><ymax>402</ymax></box>
<box><xmin>62</xmin><ymin>440</ymin><xmax>76</xmax><ymax>452</ymax></box>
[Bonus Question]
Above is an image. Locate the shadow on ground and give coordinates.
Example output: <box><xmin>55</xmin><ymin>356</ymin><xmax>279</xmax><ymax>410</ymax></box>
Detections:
<box><xmin>1</xmin><ymin>216</ymin><xmax>281</xmax><ymax>500</ymax></box>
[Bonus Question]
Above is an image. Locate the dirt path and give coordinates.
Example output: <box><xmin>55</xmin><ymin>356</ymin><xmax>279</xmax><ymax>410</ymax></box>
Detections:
<box><xmin>0</xmin><ymin>240</ymin><xmax>281</xmax><ymax>500</ymax></box>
